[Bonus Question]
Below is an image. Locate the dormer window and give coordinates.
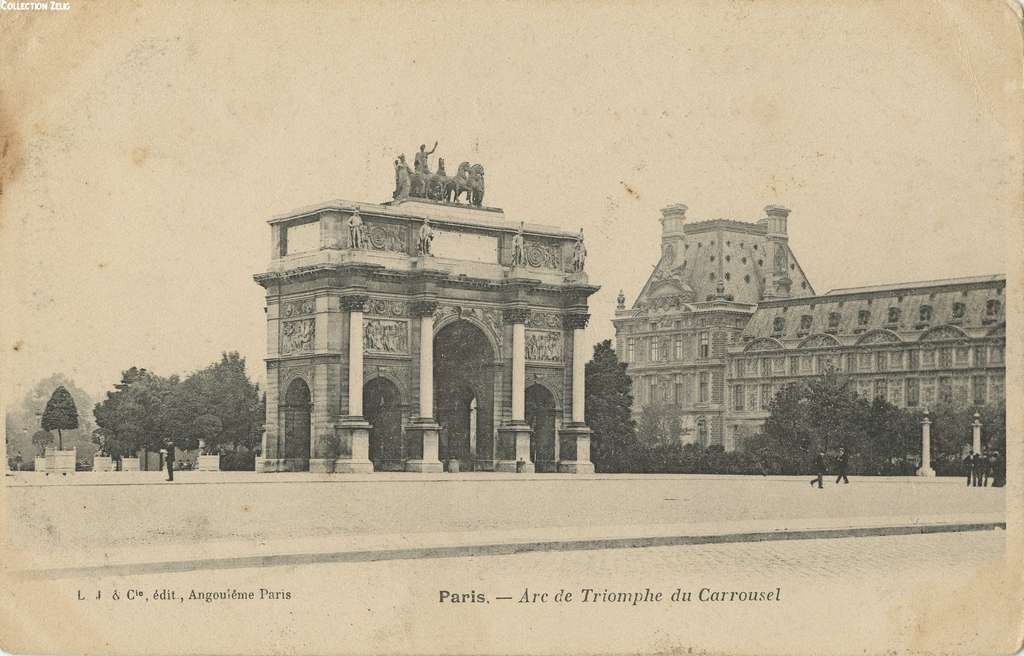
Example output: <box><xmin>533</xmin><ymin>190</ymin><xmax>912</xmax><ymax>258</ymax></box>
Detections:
<box><xmin>919</xmin><ymin>305</ymin><xmax>932</xmax><ymax>323</ymax></box>
<box><xmin>858</xmin><ymin>310</ymin><xmax>871</xmax><ymax>326</ymax></box>
<box><xmin>772</xmin><ymin>317</ymin><xmax>786</xmax><ymax>334</ymax></box>
<box><xmin>799</xmin><ymin>315</ymin><xmax>813</xmax><ymax>333</ymax></box>
<box><xmin>828</xmin><ymin>312</ymin><xmax>841</xmax><ymax>329</ymax></box>
<box><xmin>952</xmin><ymin>302</ymin><xmax>966</xmax><ymax>319</ymax></box>
<box><xmin>886</xmin><ymin>307</ymin><xmax>900</xmax><ymax>324</ymax></box>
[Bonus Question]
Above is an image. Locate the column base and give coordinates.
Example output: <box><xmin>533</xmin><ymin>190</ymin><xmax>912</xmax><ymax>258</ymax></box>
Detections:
<box><xmin>557</xmin><ymin>424</ymin><xmax>594</xmax><ymax>474</ymax></box>
<box><xmin>405</xmin><ymin>419</ymin><xmax>442</xmax><ymax>473</ymax></box>
<box><xmin>405</xmin><ymin>459</ymin><xmax>444</xmax><ymax>473</ymax></box>
<box><xmin>497</xmin><ymin>423</ymin><xmax>534</xmax><ymax>473</ymax></box>
<box><xmin>256</xmin><ymin>458</ymin><xmax>286</xmax><ymax>473</ymax></box>
<box><xmin>916</xmin><ymin>466</ymin><xmax>936</xmax><ymax>477</ymax></box>
<box><xmin>310</xmin><ymin>458</ymin><xmax>375</xmax><ymax>473</ymax></box>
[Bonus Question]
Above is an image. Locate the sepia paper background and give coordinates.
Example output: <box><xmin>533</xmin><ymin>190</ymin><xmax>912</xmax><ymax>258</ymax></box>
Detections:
<box><xmin>1</xmin><ymin>0</ymin><xmax>1022</xmax><ymax>653</ymax></box>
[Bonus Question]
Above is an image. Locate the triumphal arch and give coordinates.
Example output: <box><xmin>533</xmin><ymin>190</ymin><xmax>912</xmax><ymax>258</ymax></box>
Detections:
<box><xmin>254</xmin><ymin>150</ymin><xmax>598</xmax><ymax>474</ymax></box>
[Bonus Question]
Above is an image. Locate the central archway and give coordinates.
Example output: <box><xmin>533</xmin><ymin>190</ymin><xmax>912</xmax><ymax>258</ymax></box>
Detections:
<box><xmin>434</xmin><ymin>319</ymin><xmax>496</xmax><ymax>471</ymax></box>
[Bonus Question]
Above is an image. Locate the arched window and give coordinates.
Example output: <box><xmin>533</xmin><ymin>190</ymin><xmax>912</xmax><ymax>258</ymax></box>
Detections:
<box><xmin>799</xmin><ymin>315</ymin><xmax>813</xmax><ymax>331</ymax></box>
<box><xmin>986</xmin><ymin>299</ymin><xmax>1001</xmax><ymax>316</ymax></box>
<box><xmin>828</xmin><ymin>312</ymin><xmax>841</xmax><ymax>329</ymax></box>
<box><xmin>952</xmin><ymin>302</ymin><xmax>966</xmax><ymax>319</ymax></box>
<box><xmin>858</xmin><ymin>310</ymin><xmax>871</xmax><ymax>326</ymax></box>
<box><xmin>772</xmin><ymin>317</ymin><xmax>785</xmax><ymax>334</ymax></box>
<box><xmin>887</xmin><ymin>307</ymin><xmax>900</xmax><ymax>324</ymax></box>
<box><xmin>919</xmin><ymin>305</ymin><xmax>932</xmax><ymax>323</ymax></box>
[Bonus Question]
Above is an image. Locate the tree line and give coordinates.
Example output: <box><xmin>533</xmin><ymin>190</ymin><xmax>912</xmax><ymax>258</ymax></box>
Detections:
<box><xmin>92</xmin><ymin>352</ymin><xmax>264</xmax><ymax>460</ymax></box>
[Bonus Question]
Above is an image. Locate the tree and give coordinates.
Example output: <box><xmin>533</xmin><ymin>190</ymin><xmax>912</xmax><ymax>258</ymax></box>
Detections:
<box><xmin>41</xmin><ymin>386</ymin><xmax>79</xmax><ymax>451</ymax></box>
<box><xmin>31</xmin><ymin>430</ymin><xmax>53</xmax><ymax>456</ymax></box>
<box><xmin>6</xmin><ymin>374</ymin><xmax>95</xmax><ymax>459</ymax></box>
<box><xmin>93</xmin><ymin>368</ymin><xmax>181</xmax><ymax>458</ymax></box>
<box><xmin>585</xmin><ymin>340</ymin><xmax>640</xmax><ymax>473</ymax></box>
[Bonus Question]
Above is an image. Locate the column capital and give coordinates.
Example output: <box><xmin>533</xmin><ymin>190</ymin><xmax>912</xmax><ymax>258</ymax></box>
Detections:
<box><xmin>340</xmin><ymin>294</ymin><xmax>369</xmax><ymax>312</ymax></box>
<box><xmin>564</xmin><ymin>313</ymin><xmax>590</xmax><ymax>330</ymax></box>
<box><xmin>412</xmin><ymin>299</ymin><xmax>439</xmax><ymax>317</ymax></box>
<box><xmin>504</xmin><ymin>307</ymin><xmax>531</xmax><ymax>324</ymax></box>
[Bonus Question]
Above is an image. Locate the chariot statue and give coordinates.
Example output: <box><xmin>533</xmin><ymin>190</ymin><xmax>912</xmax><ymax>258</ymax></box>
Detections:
<box><xmin>394</xmin><ymin>141</ymin><xmax>487</xmax><ymax>207</ymax></box>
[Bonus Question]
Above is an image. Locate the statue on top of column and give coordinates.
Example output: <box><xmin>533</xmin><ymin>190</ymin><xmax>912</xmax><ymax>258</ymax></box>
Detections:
<box><xmin>347</xmin><ymin>208</ymin><xmax>366</xmax><ymax>249</ymax></box>
<box><xmin>417</xmin><ymin>218</ymin><xmax>435</xmax><ymax>256</ymax></box>
<box><xmin>571</xmin><ymin>229</ymin><xmax>587</xmax><ymax>272</ymax></box>
<box><xmin>511</xmin><ymin>222</ymin><xmax>526</xmax><ymax>267</ymax></box>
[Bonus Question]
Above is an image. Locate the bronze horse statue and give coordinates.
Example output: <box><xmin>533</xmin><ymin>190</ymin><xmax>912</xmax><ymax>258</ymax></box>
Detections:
<box><xmin>445</xmin><ymin>162</ymin><xmax>485</xmax><ymax>206</ymax></box>
<box><xmin>401</xmin><ymin>157</ymin><xmax>486</xmax><ymax>207</ymax></box>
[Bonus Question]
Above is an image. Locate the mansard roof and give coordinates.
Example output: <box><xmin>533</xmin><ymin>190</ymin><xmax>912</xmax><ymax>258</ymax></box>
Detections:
<box><xmin>742</xmin><ymin>274</ymin><xmax>1005</xmax><ymax>343</ymax></box>
<box><xmin>631</xmin><ymin>216</ymin><xmax>814</xmax><ymax>311</ymax></box>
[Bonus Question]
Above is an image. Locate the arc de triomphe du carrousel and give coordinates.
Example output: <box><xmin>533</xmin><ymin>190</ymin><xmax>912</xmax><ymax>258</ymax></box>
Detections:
<box><xmin>253</xmin><ymin>149</ymin><xmax>599</xmax><ymax>474</ymax></box>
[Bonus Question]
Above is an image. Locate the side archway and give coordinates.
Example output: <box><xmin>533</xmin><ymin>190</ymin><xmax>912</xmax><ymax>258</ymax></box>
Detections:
<box><xmin>364</xmin><ymin>377</ymin><xmax>403</xmax><ymax>471</ymax></box>
<box><xmin>526</xmin><ymin>383</ymin><xmax>558</xmax><ymax>472</ymax></box>
<box><xmin>283</xmin><ymin>378</ymin><xmax>311</xmax><ymax>470</ymax></box>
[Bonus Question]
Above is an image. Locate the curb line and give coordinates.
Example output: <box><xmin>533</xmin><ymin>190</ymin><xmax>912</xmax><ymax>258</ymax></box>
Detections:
<box><xmin>17</xmin><ymin>521</ymin><xmax>1005</xmax><ymax>581</ymax></box>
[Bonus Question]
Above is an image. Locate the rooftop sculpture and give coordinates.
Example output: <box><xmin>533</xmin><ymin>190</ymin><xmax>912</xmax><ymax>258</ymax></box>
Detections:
<box><xmin>393</xmin><ymin>141</ymin><xmax>486</xmax><ymax>207</ymax></box>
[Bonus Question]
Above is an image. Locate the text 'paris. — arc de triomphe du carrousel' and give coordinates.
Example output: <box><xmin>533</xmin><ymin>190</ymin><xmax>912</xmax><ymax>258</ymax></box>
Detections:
<box><xmin>253</xmin><ymin>145</ymin><xmax>598</xmax><ymax>474</ymax></box>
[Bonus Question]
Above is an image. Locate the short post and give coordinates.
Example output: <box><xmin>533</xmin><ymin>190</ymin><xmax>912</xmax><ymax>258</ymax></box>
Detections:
<box><xmin>917</xmin><ymin>409</ymin><xmax>935</xmax><ymax>477</ymax></box>
<box><xmin>972</xmin><ymin>411</ymin><xmax>982</xmax><ymax>455</ymax></box>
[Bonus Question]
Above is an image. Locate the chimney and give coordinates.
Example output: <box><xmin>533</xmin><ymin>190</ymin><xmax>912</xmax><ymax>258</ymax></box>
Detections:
<box><xmin>659</xmin><ymin>203</ymin><xmax>688</xmax><ymax>263</ymax></box>
<box><xmin>764</xmin><ymin>204</ymin><xmax>790</xmax><ymax>236</ymax></box>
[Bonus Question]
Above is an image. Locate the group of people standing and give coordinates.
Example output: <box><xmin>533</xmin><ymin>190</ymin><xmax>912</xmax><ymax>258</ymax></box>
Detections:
<box><xmin>964</xmin><ymin>450</ymin><xmax>1005</xmax><ymax>487</ymax></box>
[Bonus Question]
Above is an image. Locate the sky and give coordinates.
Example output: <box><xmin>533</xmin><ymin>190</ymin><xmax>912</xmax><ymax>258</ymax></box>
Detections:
<box><xmin>2</xmin><ymin>0</ymin><xmax>1021</xmax><ymax>407</ymax></box>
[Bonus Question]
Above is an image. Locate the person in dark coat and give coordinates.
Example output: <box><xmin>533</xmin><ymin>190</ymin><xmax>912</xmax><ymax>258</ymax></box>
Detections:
<box><xmin>758</xmin><ymin>448</ymin><xmax>770</xmax><ymax>477</ymax></box>
<box><xmin>809</xmin><ymin>451</ymin><xmax>825</xmax><ymax>489</ymax></box>
<box><xmin>964</xmin><ymin>451</ymin><xmax>976</xmax><ymax>487</ymax></box>
<box><xmin>973</xmin><ymin>452</ymin><xmax>985</xmax><ymax>487</ymax></box>
<box><xmin>991</xmin><ymin>451</ymin><xmax>1005</xmax><ymax>487</ymax></box>
<box><xmin>983</xmin><ymin>451</ymin><xmax>995</xmax><ymax>487</ymax></box>
<box><xmin>164</xmin><ymin>441</ymin><xmax>176</xmax><ymax>482</ymax></box>
<box><xmin>835</xmin><ymin>447</ymin><xmax>850</xmax><ymax>484</ymax></box>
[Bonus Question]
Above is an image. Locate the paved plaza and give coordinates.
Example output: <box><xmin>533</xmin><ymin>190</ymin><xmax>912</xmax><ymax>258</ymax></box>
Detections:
<box><xmin>5</xmin><ymin>473</ymin><xmax>1004</xmax><ymax>555</ymax></box>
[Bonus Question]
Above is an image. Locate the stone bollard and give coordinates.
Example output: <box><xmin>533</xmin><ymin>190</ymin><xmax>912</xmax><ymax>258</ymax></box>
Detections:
<box><xmin>972</xmin><ymin>412</ymin><xmax>982</xmax><ymax>455</ymax></box>
<box><xmin>917</xmin><ymin>410</ymin><xmax>935</xmax><ymax>477</ymax></box>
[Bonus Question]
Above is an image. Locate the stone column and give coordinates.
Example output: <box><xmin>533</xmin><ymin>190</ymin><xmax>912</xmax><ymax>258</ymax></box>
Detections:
<box><xmin>558</xmin><ymin>313</ymin><xmax>594</xmax><ymax>474</ymax></box>
<box><xmin>348</xmin><ymin>299</ymin><xmax>365</xmax><ymax>417</ymax></box>
<box><xmin>419</xmin><ymin>308</ymin><xmax>434</xmax><ymax>419</ymax></box>
<box><xmin>972</xmin><ymin>411</ymin><xmax>982</xmax><ymax>454</ymax></box>
<box><xmin>322</xmin><ymin>294</ymin><xmax>373</xmax><ymax>473</ymax></box>
<box><xmin>406</xmin><ymin>299</ymin><xmax>442</xmax><ymax>472</ymax></box>
<box><xmin>497</xmin><ymin>307</ymin><xmax>534</xmax><ymax>473</ymax></box>
<box><xmin>512</xmin><ymin>321</ymin><xmax>526</xmax><ymax>421</ymax></box>
<box><xmin>917</xmin><ymin>409</ymin><xmax>935</xmax><ymax>477</ymax></box>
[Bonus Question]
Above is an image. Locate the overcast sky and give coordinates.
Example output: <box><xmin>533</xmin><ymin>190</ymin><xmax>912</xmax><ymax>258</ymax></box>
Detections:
<box><xmin>2</xmin><ymin>1</ymin><xmax>1020</xmax><ymax>406</ymax></box>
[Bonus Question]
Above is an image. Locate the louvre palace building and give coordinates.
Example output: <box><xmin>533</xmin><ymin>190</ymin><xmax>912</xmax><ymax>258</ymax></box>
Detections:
<box><xmin>612</xmin><ymin>203</ymin><xmax>1006</xmax><ymax>451</ymax></box>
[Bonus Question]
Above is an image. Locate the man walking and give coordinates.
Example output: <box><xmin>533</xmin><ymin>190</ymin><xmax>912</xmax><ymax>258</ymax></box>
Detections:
<box><xmin>964</xmin><ymin>451</ymin><xmax>976</xmax><ymax>487</ymax></box>
<box><xmin>164</xmin><ymin>440</ymin><xmax>176</xmax><ymax>482</ymax></box>
<box><xmin>809</xmin><ymin>450</ymin><xmax>825</xmax><ymax>489</ymax></box>
<box><xmin>835</xmin><ymin>447</ymin><xmax>850</xmax><ymax>484</ymax></box>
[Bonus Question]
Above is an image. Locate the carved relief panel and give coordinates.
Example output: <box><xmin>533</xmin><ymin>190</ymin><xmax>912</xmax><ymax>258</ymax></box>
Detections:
<box><xmin>281</xmin><ymin>319</ymin><xmax>315</xmax><ymax>354</ymax></box>
<box><xmin>364</xmin><ymin>320</ymin><xmax>409</xmax><ymax>354</ymax></box>
<box><xmin>364</xmin><ymin>221</ymin><xmax>409</xmax><ymax>254</ymax></box>
<box><xmin>526</xmin><ymin>330</ymin><xmax>562</xmax><ymax>362</ymax></box>
<box><xmin>523</xmin><ymin>238</ymin><xmax>564</xmax><ymax>271</ymax></box>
